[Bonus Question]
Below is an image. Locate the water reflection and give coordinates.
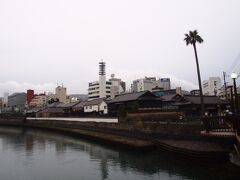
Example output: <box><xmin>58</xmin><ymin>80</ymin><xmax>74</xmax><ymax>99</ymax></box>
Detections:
<box><xmin>0</xmin><ymin>126</ymin><xmax>240</xmax><ymax>180</ymax></box>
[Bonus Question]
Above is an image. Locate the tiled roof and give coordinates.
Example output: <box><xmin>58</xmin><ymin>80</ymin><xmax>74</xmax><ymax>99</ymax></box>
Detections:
<box><xmin>161</xmin><ymin>94</ymin><xmax>182</xmax><ymax>101</ymax></box>
<box><xmin>72</xmin><ymin>101</ymin><xmax>87</xmax><ymax>109</ymax></box>
<box><xmin>47</xmin><ymin>102</ymin><xmax>79</xmax><ymax>108</ymax></box>
<box><xmin>108</xmin><ymin>91</ymin><xmax>161</xmax><ymax>103</ymax></box>
<box><xmin>58</xmin><ymin>102</ymin><xmax>79</xmax><ymax>108</ymax></box>
<box><xmin>84</xmin><ymin>98</ymin><xmax>106</xmax><ymax>106</ymax></box>
<box><xmin>40</xmin><ymin>108</ymin><xmax>64</xmax><ymax>113</ymax></box>
<box><xmin>46</xmin><ymin>102</ymin><xmax>64</xmax><ymax>108</ymax></box>
<box><xmin>182</xmin><ymin>95</ymin><xmax>228</xmax><ymax>105</ymax></box>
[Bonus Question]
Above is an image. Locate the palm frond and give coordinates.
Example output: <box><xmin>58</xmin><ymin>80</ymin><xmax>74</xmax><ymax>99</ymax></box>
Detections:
<box><xmin>195</xmin><ymin>35</ymin><xmax>204</xmax><ymax>43</ymax></box>
<box><xmin>184</xmin><ymin>34</ymin><xmax>191</xmax><ymax>45</ymax></box>
<box><xmin>184</xmin><ymin>29</ymin><xmax>203</xmax><ymax>45</ymax></box>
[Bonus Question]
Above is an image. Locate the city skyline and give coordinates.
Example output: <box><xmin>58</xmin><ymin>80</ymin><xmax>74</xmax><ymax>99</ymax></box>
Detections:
<box><xmin>1</xmin><ymin>0</ymin><xmax>240</xmax><ymax>96</ymax></box>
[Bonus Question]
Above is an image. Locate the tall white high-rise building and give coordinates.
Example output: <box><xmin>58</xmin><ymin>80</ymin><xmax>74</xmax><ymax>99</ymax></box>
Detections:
<box><xmin>88</xmin><ymin>62</ymin><xmax>111</xmax><ymax>100</ymax></box>
<box><xmin>202</xmin><ymin>77</ymin><xmax>221</xmax><ymax>96</ymax></box>
<box><xmin>88</xmin><ymin>62</ymin><xmax>125</xmax><ymax>100</ymax></box>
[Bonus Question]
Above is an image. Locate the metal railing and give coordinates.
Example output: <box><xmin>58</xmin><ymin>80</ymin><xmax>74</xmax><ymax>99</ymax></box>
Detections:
<box><xmin>202</xmin><ymin>115</ymin><xmax>239</xmax><ymax>132</ymax></box>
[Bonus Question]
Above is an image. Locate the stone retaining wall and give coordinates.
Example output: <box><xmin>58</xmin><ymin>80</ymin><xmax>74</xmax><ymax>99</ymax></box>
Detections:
<box><xmin>0</xmin><ymin>118</ymin><xmax>202</xmax><ymax>140</ymax></box>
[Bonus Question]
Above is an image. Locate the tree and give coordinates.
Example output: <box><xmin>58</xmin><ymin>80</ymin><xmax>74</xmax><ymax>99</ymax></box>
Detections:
<box><xmin>184</xmin><ymin>30</ymin><xmax>205</xmax><ymax>116</ymax></box>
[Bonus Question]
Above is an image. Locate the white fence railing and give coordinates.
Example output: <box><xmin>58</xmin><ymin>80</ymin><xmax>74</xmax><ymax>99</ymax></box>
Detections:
<box><xmin>27</xmin><ymin>117</ymin><xmax>118</xmax><ymax>123</ymax></box>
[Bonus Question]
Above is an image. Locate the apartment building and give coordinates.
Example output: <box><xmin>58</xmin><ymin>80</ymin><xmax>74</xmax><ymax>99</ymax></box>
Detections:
<box><xmin>29</xmin><ymin>94</ymin><xmax>48</xmax><ymax>108</ymax></box>
<box><xmin>202</xmin><ymin>77</ymin><xmax>221</xmax><ymax>96</ymax></box>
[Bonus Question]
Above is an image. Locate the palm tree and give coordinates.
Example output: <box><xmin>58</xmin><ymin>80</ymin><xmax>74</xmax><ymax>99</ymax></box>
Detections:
<box><xmin>184</xmin><ymin>30</ymin><xmax>205</xmax><ymax>116</ymax></box>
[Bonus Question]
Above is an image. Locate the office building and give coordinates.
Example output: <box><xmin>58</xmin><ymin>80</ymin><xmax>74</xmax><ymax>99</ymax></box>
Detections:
<box><xmin>202</xmin><ymin>77</ymin><xmax>221</xmax><ymax>96</ymax></box>
<box><xmin>8</xmin><ymin>92</ymin><xmax>26</xmax><ymax>112</ymax></box>
<box><xmin>131</xmin><ymin>77</ymin><xmax>171</xmax><ymax>92</ymax></box>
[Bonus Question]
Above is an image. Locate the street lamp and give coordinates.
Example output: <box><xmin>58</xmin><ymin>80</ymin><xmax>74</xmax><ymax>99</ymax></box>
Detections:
<box><xmin>231</xmin><ymin>72</ymin><xmax>238</xmax><ymax>79</ymax></box>
<box><xmin>231</xmin><ymin>72</ymin><xmax>239</xmax><ymax>133</ymax></box>
<box><xmin>231</xmin><ymin>72</ymin><xmax>239</xmax><ymax>114</ymax></box>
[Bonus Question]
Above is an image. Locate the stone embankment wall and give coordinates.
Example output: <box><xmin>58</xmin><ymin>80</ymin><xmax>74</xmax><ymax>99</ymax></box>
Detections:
<box><xmin>0</xmin><ymin>118</ymin><xmax>202</xmax><ymax>140</ymax></box>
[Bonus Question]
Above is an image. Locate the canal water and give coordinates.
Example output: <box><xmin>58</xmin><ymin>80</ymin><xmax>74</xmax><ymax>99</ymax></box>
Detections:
<box><xmin>0</xmin><ymin>126</ymin><xmax>239</xmax><ymax>180</ymax></box>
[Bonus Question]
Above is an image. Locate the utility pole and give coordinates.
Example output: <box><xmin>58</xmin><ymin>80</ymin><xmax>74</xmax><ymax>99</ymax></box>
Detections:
<box><xmin>223</xmin><ymin>71</ymin><xmax>227</xmax><ymax>99</ymax></box>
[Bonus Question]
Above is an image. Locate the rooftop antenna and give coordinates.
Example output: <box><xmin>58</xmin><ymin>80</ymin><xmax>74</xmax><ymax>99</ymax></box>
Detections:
<box><xmin>99</xmin><ymin>60</ymin><xmax>106</xmax><ymax>76</ymax></box>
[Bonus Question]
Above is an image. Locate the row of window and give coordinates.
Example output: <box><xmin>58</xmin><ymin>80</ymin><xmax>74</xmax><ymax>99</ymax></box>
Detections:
<box><xmin>85</xmin><ymin>105</ymin><xmax>107</xmax><ymax>110</ymax></box>
<box><xmin>88</xmin><ymin>91</ymin><xmax>100</xmax><ymax>95</ymax></box>
<box><xmin>89</xmin><ymin>83</ymin><xmax>99</xmax><ymax>87</ymax></box>
<box><xmin>88</xmin><ymin>87</ymin><xmax>100</xmax><ymax>91</ymax></box>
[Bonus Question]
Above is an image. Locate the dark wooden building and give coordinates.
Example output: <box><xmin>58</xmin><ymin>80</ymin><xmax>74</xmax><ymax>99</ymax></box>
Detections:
<box><xmin>161</xmin><ymin>94</ymin><xmax>184</xmax><ymax>110</ymax></box>
<box><xmin>72</xmin><ymin>101</ymin><xmax>87</xmax><ymax>116</ymax></box>
<box><xmin>36</xmin><ymin>102</ymin><xmax>80</xmax><ymax>117</ymax></box>
<box><xmin>107</xmin><ymin>91</ymin><xmax>162</xmax><ymax>115</ymax></box>
<box><xmin>175</xmin><ymin>95</ymin><xmax>228</xmax><ymax>116</ymax></box>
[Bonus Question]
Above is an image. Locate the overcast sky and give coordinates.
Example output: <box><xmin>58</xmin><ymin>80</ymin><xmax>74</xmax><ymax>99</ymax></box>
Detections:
<box><xmin>1</xmin><ymin>0</ymin><xmax>240</xmax><ymax>96</ymax></box>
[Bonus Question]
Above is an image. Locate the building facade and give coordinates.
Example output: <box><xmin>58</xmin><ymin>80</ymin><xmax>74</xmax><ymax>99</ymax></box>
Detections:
<box><xmin>109</xmin><ymin>74</ymin><xmax>126</xmax><ymax>99</ymax></box>
<box><xmin>55</xmin><ymin>85</ymin><xmax>68</xmax><ymax>103</ymax></box>
<box><xmin>27</xmin><ymin>89</ymin><xmax>34</xmax><ymax>105</ymax></box>
<box><xmin>84</xmin><ymin>98</ymin><xmax>108</xmax><ymax>114</ymax></box>
<box><xmin>29</xmin><ymin>94</ymin><xmax>48</xmax><ymax>108</ymax></box>
<box><xmin>202</xmin><ymin>77</ymin><xmax>221</xmax><ymax>96</ymax></box>
<box><xmin>131</xmin><ymin>77</ymin><xmax>170</xmax><ymax>93</ymax></box>
<box><xmin>190</xmin><ymin>89</ymin><xmax>200</xmax><ymax>96</ymax></box>
<box><xmin>8</xmin><ymin>92</ymin><xmax>26</xmax><ymax>112</ymax></box>
<box><xmin>159</xmin><ymin>78</ymin><xmax>171</xmax><ymax>90</ymax></box>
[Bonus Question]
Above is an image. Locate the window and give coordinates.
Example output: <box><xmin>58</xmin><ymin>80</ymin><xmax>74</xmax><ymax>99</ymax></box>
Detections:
<box><xmin>104</xmin><ymin>106</ymin><xmax>107</xmax><ymax>109</ymax></box>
